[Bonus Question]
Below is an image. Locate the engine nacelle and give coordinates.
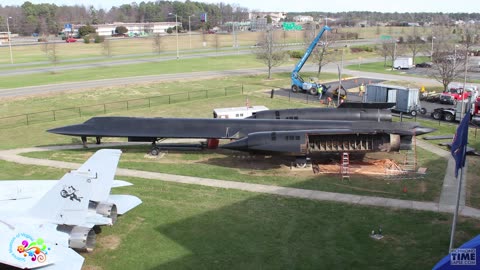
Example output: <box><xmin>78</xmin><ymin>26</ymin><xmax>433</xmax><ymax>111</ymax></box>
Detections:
<box><xmin>58</xmin><ymin>225</ymin><xmax>96</xmax><ymax>252</ymax></box>
<box><xmin>90</xmin><ymin>202</ymin><xmax>118</xmax><ymax>225</ymax></box>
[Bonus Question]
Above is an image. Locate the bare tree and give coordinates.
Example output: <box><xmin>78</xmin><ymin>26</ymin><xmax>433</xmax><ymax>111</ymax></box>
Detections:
<box><xmin>102</xmin><ymin>38</ymin><xmax>112</xmax><ymax>57</ymax></box>
<box><xmin>39</xmin><ymin>35</ymin><xmax>49</xmax><ymax>56</ymax></box>
<box><xmin>406</xmin><ymin>26</ymin><xmax>424</xmax><ymax>64</ymax></box>
<box><xmin>458</xmin><ymin>24</ymin><xmax>479</xmax><ymax>57</ymax></box>
<box><xmin>312</xmin><ymin>32</ymin><xmax>337</xmax><ymax>79</ymax></box>
<box><xmin>253</xmin><ymin>29</ymin><xmax>287</xmax><ymax>79</ymax></box>
<box><xmin>152</xmin><ymin>34</ymin><xmax>162</xmax><ymax>55</ymax></box>
<box><xmin>44</xmin><ymin>39</ymin><xmax>59</xmax><ymax>72</ymax></box>
<box><xmin>212</xmin><ymin>33</ymin><xmax>221</xmax><ymax>56</ymax></box>
<box><xmin>431</xmin><ymin>52</ymin><xmax>464</xmax><ymax>91</ymax></box>
<box><xmin>377</xmin><ymin>40</ymin><xmax>393</xmax><ymax>67</ymax></box>
<box><xmin>388</xmin><ymin>41</ymin><xmax>406</xmax><ymax>70</ymax></box>
<box><xmin>430</xmin><ymin>33</ymin><xmax>464</xmax><ymax>91</ymax></box>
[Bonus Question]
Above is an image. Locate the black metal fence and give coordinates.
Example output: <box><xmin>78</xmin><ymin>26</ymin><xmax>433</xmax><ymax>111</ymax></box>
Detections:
<box><xmin>0</xmin><ymin>85</ymin><xmax>243</xmax><ymax>129</ymax></box>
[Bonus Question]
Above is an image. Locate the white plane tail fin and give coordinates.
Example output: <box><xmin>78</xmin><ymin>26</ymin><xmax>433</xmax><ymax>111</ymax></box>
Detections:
<box><xmin>27</xmin><ymin>149</ymin><xmax>122</xmax><ymax>225</ymax></box>
<box><xmin>76</xmin><ymin>149</ymin><xmax>122</xmax><ymax>201</ymax></box>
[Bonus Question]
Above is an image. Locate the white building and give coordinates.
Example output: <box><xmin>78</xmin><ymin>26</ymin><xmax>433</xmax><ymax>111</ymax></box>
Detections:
<box><xmin>73</xmin><ymin>22</ymin><xmax>179</xmax><ymax>36</ymax></box>
<box><xmin>248</xmin><ymin>12</ymin><xmax>286</xmax><ymax>24</ymax></box>
<box><xmin>293</xmin><ymin>15</ymin><xmax>314</xmax><ymax>23</ymax></box>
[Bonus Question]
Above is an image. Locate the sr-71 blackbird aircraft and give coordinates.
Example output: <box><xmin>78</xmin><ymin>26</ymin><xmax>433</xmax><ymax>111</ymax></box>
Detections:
<box><xmin>48</xmin><ymin>107</ymin><xmax>435</xmax><ymax>164</ymax></box>
<box><xmin>0</xmin><ymin>149</ymin><xmax>141</xmax><ymax>270</ymax></box>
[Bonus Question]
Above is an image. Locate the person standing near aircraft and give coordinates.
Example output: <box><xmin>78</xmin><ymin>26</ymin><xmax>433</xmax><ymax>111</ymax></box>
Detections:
<box><xmin>318</xmin><ymin>85</ymin><xmax>324</xmax><ymax>100</ymax></box>
<box><xmin>359</xmin><ymin>83</ymin><xmax>365</xmax><ymax>97</ymax></box>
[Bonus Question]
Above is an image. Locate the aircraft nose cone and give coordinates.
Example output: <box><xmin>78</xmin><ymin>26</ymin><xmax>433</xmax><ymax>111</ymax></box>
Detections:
<box><xmin>47</xmin><ymin>124</ymin><xmax>88</xmax><ymax>135</ymax></box>
<box><xmin>414</xmin><ymin>126</ymin><xmax>436</xmax><ymax>135</ymax></box>
<box><xmin>221</xmin><ymin>137</ymin><xmax>248</xmax><ymax>151</ymax></box>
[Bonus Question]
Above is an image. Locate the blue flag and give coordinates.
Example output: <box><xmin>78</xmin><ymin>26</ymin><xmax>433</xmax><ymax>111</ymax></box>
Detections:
<box><xmin>451</xmin><ymin>113</ymin><xmax>470</xmax><ymax>177</ymax></box>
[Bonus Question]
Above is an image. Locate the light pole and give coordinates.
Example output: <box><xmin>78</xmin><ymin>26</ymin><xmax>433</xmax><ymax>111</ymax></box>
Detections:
<box><xmin>430</xmin><ymin>36</ymin><xmax>436</xmax><ymax>61</ymax></box>
<box><xmin>6</xmin><ymin>16</ymin><xmax>13</xmax><ymax>64</ymax></box>
<box><xmin>169</xmin><ymin>13</ymin><xmax>179</xmax><ymax>59</ymax></box>
<box><xmin>188</xmin><ymin>14</ymin><xmax>194</xmax><ymax>50</ymax></box>
<box><xmin>392</xmin><ymin>40</ymin><xmax>397</xmax><ymax>70</ymax></box>
<box><xmin>336</xmin><ymin>45</ymin><xmax>347</xmax><ymax>106</ymax></box>
<box><xmin>454</xmin><ymin>44</ymin><xmax>459</xmax><ymax>69</ymax></box>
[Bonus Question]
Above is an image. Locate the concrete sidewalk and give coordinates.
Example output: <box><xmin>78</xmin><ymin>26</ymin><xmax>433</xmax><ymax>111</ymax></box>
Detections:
<box><xmin>416</xmin><ymin>139</ymin><xmax>467</xmax><ymax>208</ymax></box>
<box><xmin>0</xmin><ymin>144</ymin><xmax>479</xmax><ymax>219</ymax></box>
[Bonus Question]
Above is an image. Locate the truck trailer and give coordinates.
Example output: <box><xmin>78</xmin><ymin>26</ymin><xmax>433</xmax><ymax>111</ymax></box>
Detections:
<box><xmin>364</xmin><ymin>84</ymin><xmax>426</xmax><ymax>116</ymax></box>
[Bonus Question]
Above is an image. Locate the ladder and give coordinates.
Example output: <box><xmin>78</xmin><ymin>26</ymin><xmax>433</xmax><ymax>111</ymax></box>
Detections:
<box><xmin>341</xmin><ymin>152</ymin><xmax>350</xmax><ymax>180</ymax></box>
<box><xmin>403</xmin><ymin>133</ymin><xmax>417</xmax><ymax>173</ymax></box>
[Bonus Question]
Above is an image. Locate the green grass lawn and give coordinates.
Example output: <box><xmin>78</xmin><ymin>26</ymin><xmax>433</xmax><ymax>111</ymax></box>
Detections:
<box><xmin>400</xmin><ymin>116</ymin><xmax>480</xmax><ymax>208</ymax></box>
<box><xmin>0</xmin><ymin>75</ymin><xmax>449</xmax><ymax>203</ymax></box>
<box><xmin>0</xmin><ymin>93</ymin><xmax>317</xmax><ymax>149</ymax></box>
<box><xmin>0</xmin><ymin>54</ymin><xmax>268</xmax><ymax>89</ymax></box>
<box><xmin>0</xmin><ymin>72</ymin><xmax>344</xmax><ymax>118</ymax></box>
<box><xmin>0</xmin><ymin>160</ymin><xmax>475</xmax><ymax>270</ymax></box>
<box><xmin>22</xmin><ymin>145</ymin><xmax>446</xmax><ymax>203</ymax></box>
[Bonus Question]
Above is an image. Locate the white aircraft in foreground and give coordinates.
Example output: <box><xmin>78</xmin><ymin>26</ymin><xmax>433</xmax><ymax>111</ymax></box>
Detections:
<box><xmin>0</xmin><ymin>149</ymin><xmax>142</xmax><ymax>269</ymax></box>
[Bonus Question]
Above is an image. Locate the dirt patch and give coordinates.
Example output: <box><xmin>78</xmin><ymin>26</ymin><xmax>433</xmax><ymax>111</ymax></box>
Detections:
<box><xmin>97</xmin><ymin>235</ymin><xmax>121</xmax><ymax>250</ymax></box>
<box><xmin>83</xmin><ymin>265</ymin><xmax>103</xmax><ymax>270</ymax></box>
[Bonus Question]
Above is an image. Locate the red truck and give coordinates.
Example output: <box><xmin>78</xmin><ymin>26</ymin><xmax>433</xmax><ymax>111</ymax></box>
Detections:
<box><xmin>439</xmin><ymin>83</ymin><xmax>478</xmax><ymax>104</ymax></box>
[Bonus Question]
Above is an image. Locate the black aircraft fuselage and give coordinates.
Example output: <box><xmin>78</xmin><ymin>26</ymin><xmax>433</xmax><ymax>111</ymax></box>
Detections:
<box><xmin>48</xmin><ymin>116</ymin><xmax>435</xmax><ymax>156</ymax></box>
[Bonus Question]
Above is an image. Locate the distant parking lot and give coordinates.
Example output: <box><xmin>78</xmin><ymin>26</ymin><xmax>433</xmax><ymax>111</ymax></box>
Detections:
<box><xmin>403</xmin><ymin>56</ymin><xmax>480</xmax><ymax>80</ymax></box>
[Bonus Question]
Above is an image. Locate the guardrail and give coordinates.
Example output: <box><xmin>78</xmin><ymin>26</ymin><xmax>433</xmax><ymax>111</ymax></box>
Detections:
<box><xmin>0</xmin><ymin>85</ymin><xmax>243</xmax><ymax>129</ymax></box>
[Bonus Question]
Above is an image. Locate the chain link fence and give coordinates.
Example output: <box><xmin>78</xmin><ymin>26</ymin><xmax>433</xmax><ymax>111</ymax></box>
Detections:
<box><xmin>0</xmin><ymin>85</ymin><xmax>243</xmax><ymax>129</ymax></box>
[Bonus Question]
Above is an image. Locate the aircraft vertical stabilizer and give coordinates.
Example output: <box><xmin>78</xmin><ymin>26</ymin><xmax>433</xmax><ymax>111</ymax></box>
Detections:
<box><xmin>76</xmin><ymin>149</ymin><xmax>122</xmax><ymax>201</ymax></box>
<box><xmin>26</xmin><ymin>149</ymin><xmax>122</xmax><ymax>225</ymax></box>
<box><xmin>26</xmin><ymin>171</ymin><xmax>93</xmax><ymax>225</ymax></box>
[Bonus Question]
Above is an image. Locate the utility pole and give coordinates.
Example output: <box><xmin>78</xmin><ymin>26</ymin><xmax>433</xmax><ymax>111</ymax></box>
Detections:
<box><xmin>169</xmin><ymin>13</ymin><xmax>179</xmax><ymax>59</ymax></box>
<box><xmin>188</xmin><ymin>15</ymin><xmax>194</xmax><ymax>50</ymax></box>
<box><xmin>430</xmin><ymin>36</ymin><xmax>436</xmax><ymax>61</ymax></box>
<box><xmin>6</xmin><ymin>16</ymin><xmax>13</xmax><ymax>64</ymax></box>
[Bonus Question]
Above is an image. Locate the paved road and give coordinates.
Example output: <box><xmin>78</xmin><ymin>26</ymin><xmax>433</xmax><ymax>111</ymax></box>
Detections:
<box><xmin>0</xmin><ymin>58</ymin><xmax>446</xmax><ymax>99</ymax></box>
<box><xmin>0</xmin><ymin>142</ymin><xmax>476</xmax><ymax>219</ymax></box>
<box><xmin>0</xmin><ymin>50</ymin><xmax>253</xmax><ymax>77</ymax></box>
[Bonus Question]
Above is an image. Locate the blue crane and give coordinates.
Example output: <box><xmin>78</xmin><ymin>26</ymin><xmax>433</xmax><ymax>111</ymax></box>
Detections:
<box><xmin>291</xmin><ymin>25</ymin><xmax>331</xmax><ymax>95</ymax></box>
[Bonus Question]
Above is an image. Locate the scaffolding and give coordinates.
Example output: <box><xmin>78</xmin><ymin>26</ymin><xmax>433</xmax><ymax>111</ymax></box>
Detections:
<box><xmin>384</xmin><ymin>132</ymin><xmax>423</xmax><ymax>180</ymax></box>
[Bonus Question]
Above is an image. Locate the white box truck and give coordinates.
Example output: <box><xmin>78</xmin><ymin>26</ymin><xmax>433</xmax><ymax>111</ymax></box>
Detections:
<box><xmin>393</xmin><ymin>57</ymin><xmax>414</xmax><ymax>69</ymax></box>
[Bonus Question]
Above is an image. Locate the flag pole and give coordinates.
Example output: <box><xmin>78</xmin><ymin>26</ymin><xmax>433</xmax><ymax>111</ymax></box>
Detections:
<box><xmin>448</xmin><ymin>146</ymin><xmax>466</xmax><ymax>252</ymax></box>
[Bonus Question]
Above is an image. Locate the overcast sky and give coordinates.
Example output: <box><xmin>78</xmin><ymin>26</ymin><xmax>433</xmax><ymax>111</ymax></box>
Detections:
<box><xmin>1</xmin><ymin>0</ymin><xmax>478</xmax><ymax>13</ymax></box>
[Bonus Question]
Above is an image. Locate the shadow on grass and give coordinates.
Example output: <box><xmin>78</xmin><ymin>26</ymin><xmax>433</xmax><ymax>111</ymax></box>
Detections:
<box><xmin>150</xmin><ymin>192</ymin><xmax>474</xmax><ymax>270</ymax></box>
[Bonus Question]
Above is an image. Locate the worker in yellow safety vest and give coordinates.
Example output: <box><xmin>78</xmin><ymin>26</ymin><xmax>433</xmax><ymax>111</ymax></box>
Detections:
<box><xmin>359</xmin><ymin>83</ymin><xmax>365</xmax><ymax>97</ymax></box>
<box><xmin>318</xmin><ymin>85</ymin><xmax>324</xmax><ymax>100</ymax></box>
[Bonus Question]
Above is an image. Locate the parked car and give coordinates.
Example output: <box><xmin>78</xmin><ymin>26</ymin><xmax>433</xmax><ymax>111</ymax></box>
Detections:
<box><xmin>66</xmin><ymin>37</ymin><xmax>77</xmax><ymax>43</ymax></box>
<box><xmin>415</xmin><ymin>62</ymin><xmax>432</xmax><ymax>68</ymax></box>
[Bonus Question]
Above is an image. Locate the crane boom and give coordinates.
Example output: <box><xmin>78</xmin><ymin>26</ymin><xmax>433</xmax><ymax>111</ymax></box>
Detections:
<box><xmin>291</xmin><ymin>25</ymin><xmax>331</xmax><ymax>94</ymax></box>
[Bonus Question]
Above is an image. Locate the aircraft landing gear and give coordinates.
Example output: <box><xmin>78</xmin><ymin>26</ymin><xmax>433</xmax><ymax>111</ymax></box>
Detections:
<box><xmin>150</xmin><ymin>141</ymin><xmax>160</xmax><ymax>156</ymax></box>
<box><xmin>295</xmin><ymin>156</ymin><xmax>311</xmax><ymax>168</ymax></box>
<box><xmin>81</xmin><ymin>136</ymin><xmax>87</xmax><ymax>148</ymax></box>
<box><xmin>96</xmin><ymin>137</ymin><xmax>101</xmax><ymax>145</ymax></box>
